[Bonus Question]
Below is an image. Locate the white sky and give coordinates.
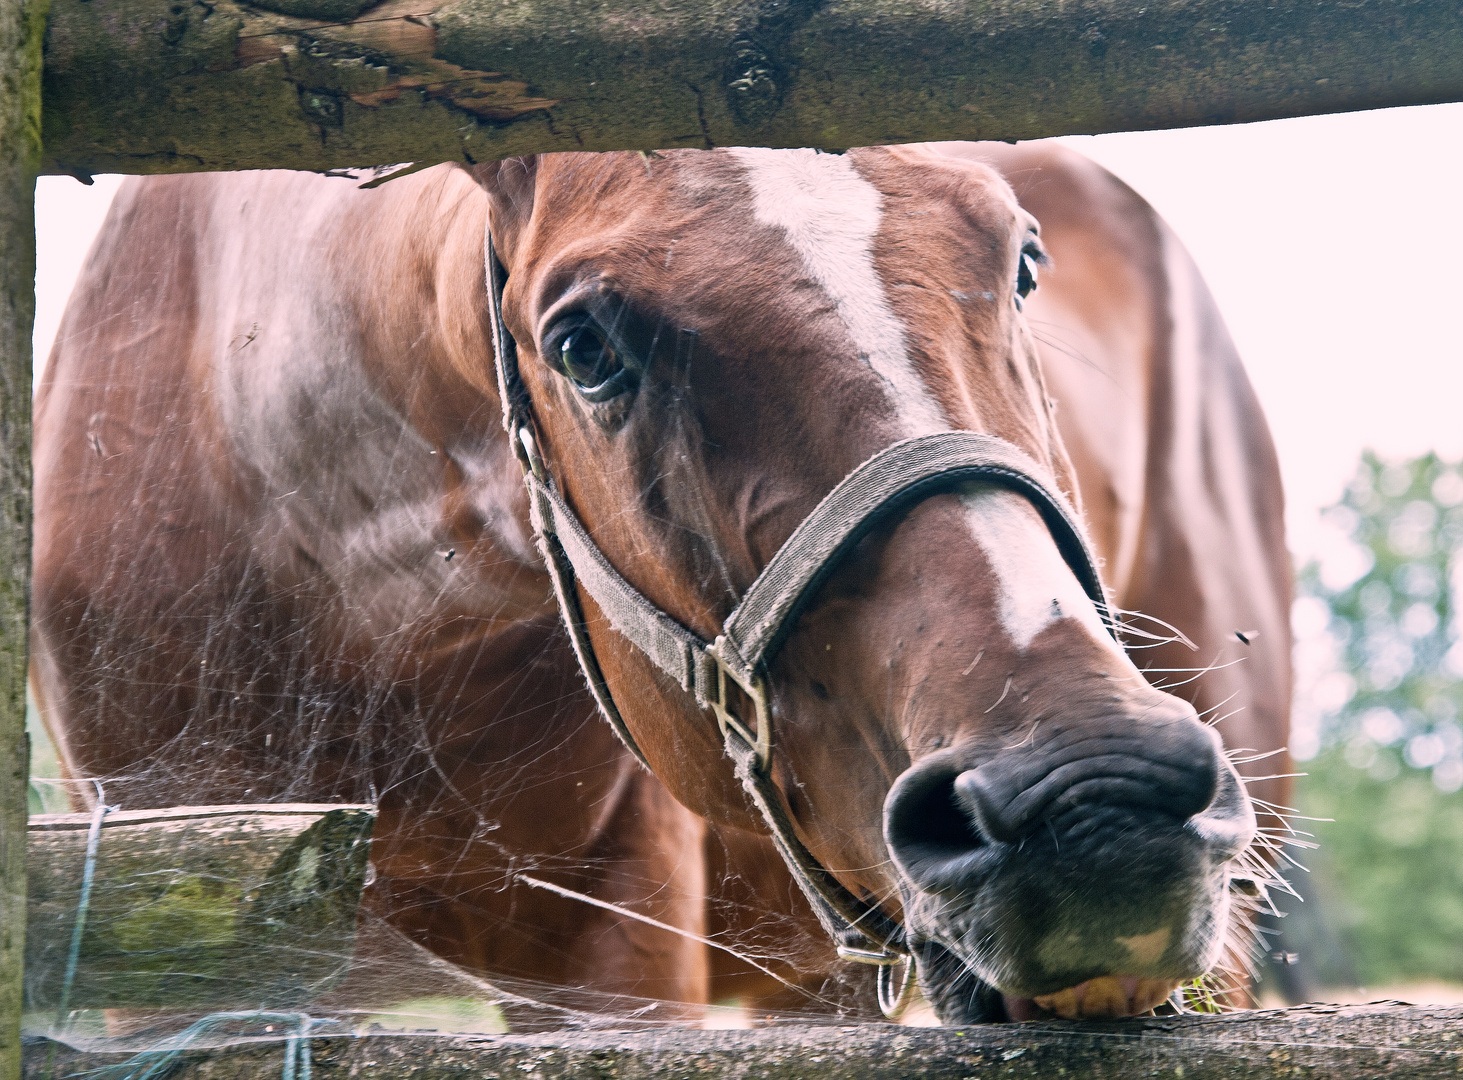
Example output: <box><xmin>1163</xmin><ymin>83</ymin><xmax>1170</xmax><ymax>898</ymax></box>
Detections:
<box><xmin>34</xmin><ymin>103</ymin><xmax>1463</xmax><ymax>562</ymax></box>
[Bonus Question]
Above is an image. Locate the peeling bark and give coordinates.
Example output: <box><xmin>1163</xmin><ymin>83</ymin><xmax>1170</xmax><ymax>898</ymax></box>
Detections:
<box><xmin>39</xmin><ymin>0</ymin><xmax>1463</xmax><ymax>176</ymax></box>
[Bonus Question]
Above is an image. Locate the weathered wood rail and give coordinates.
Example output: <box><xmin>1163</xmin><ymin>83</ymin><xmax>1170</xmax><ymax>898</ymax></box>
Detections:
<box><xmin>24</xmin><ymin>804</ymin><xmax>374</xmax><ymax>1010</ymax></box>
<box><xmin>38</xmin><ymin>0</ymin><xmax>1463</xmax><ymax>178</ymax></box>
<box><xmin>21</xmin><ymin>1003</ymin><xmax>1463</xmax><ymax>1079</ymax></box>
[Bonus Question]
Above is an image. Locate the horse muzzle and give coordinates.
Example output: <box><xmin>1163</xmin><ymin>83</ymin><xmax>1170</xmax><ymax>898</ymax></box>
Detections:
<box><xmin>883</xmin><ymin>706</ymin><xmax>1256</xmax><ymax>1020</ymax></box>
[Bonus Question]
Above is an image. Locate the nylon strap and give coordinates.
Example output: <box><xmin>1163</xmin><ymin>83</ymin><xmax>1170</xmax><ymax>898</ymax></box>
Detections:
<box><xmin>713</xmin><ymin>431</ymin><xmax>1111</xmax><ymax>685</ymax></box>
<box><xmin>526</xmin><ymin>473</ymin><xmax>721</xmax><ymax>708</ymax></box>
<box><xmin>724</xmin><ymin>725</ymin><xmax>905</xmax><ymax>949</ymax></box>
<box><xmin>483</xmin><ymin>228</ymin><xmax>1113</xmax><ymax>966</ymax></box>
<box><xmin>486</xmin><ymin>223</ymin><xmax>653</xmax><ymax>770</ymax></box>
<box><xmin>527</xmin><ymin>433</ymin><xmax>1113</xmax><ymax>712</ymax></box>
<box><xmin>537</xmin><ymin>525</ymin><xmax>654</xmax><ymax>772</ymax></box>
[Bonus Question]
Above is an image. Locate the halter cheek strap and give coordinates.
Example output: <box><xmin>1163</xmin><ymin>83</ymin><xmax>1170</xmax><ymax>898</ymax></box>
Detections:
<box><xmin>484</xmin><ymin>230</ymin><xmax>1116</xmax><ymax>1009</ymax></box>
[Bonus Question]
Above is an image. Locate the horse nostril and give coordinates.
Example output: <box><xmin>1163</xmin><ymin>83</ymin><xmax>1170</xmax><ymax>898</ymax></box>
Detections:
<box><xmin>954</xmin><ymin>767</ymin><xmax>1022</xmax><ymax>844</ymax></box>
<box><xmin>886</xmin><ymin>767</ymin><xmax>984</xmax><ymax>860</ymax></box>
<box><xmin>913</xmin><ymin>776</ymin><xmax>984</xmax><ymax>853</ymax></box>
<box><xmin>885</xmin><ymin>760</ymin><xmax>1002</xmax><ymax>894</ymax></box>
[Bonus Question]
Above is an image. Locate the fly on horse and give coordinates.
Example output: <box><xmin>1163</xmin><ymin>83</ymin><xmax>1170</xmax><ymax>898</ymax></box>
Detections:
<box><xmin>32</xmin><ymin>142</ymin><xmax>1291</xmax><ymax>1024</ymax></box>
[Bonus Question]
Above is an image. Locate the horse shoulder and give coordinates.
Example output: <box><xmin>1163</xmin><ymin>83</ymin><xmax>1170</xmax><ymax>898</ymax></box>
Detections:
<box><xmin>31</xmin><ymin>167</ymin><xmax>553</xmax><ymax>794</ymax></box>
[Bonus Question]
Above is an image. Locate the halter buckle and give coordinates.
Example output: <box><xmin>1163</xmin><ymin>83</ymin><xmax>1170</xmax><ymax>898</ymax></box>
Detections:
<box><xmin>709</xmin><ymin>641</ymin><xmax>771</xmax><ymax>772</ymax></box>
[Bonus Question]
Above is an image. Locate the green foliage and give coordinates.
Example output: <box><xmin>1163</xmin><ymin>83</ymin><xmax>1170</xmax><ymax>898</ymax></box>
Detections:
<box><xmin>25</xmin><ymin>690</ymin><xmax>69</xmax><ymax>815</ymax></box>
<box><xmin>1296</xmin><ymin>449</ymin><xmax>1463</xmax><ymax>778</ymax></box>
<box><xmin>1178</xmin><ymin>976</ymin><xmax>1227</xmax><ymax>1013</ymax></box>
<box><xmin>1299</xmin><ymin>747</ymin><xmax>1463</xmax><ymax>986</ymax></box>
<box><xmin>1292</xmin><ymin>450</ymin><xmax>1463</xmax><ymax>986</ymax></box>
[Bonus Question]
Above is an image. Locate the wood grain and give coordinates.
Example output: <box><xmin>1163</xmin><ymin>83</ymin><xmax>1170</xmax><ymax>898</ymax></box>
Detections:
<box><xmin>22</xmin><ymin>1002</ymin><xmax>1463</xmax><ymax>1080</ymax></box>
<box><xmin>36</xmin><ymin>0</ymin><xmax>1463</xmax><ymax>177</ymax></box>
<box><xmin>24</xmin><ymin>804</ymin><xmax>374</xmax><ymax>1010</ymax></box>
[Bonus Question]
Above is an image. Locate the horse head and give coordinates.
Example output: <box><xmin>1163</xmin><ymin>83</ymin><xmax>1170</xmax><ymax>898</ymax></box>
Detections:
<box><xmin>470</xmin><ymin>145</ymin><xmax>1256</xmax><ymax>1023</ymax></box>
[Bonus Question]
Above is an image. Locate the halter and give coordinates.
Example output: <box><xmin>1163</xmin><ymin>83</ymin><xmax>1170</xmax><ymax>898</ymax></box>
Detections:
<box><xmin>484</xmin><ymin>231</ymin><xmax>1116</xmax><ymax>1018</ymax></box>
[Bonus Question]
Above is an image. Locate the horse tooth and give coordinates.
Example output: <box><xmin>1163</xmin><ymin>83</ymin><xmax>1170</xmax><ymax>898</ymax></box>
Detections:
<box><xmin>1078</xmin><ymin>976</ymin><xmax>1128</xmax><ymax>1017</ymax></box>
<box><xmin>1032</xmin><ymin>986</ymin><xmax>1080</xmax><ymax>1019</ymax></box>
<box><xmin>1133</xmin><ymin>978</ymin><xmax>1181</xmax><ymax>1014</ymax></box>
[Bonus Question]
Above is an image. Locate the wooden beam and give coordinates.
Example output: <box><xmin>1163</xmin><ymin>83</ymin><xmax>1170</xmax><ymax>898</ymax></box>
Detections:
<box><xmin>21</xmin><ymin>1003</ymin><xmax>1463</xmax><ymax>1079</ymax></box>
<box><xmin>39</xmin><ymin>0</ymin><xmax>1463</xmax><ymax>177</ymax></box>
<box><xmin>0</xmin><ymin>0</ymin><xmax>44</xmax><ymax>1066</ymax></box>
<box><xmin>24</xmin><ymin>805</ymin><xmax>374</xmax><ymax>1011</ymax></box>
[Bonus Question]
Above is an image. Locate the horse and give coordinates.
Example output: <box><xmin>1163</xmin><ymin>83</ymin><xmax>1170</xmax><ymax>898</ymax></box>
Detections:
<box><xmin>31</xmin><ymin>140</ymin><xmax>1291</xmax><ymax>1025</ymax></box>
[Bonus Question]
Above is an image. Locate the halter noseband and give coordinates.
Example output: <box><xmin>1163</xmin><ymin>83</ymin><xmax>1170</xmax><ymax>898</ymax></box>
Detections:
<box><xmin>484</xmin><ymin>231</ymin><xmax>1116</xmax><ymax>1017</ymax></box>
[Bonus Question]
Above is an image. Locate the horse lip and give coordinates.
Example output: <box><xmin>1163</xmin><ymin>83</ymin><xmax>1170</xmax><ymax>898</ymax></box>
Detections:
<box><xmin>921</xmin><ymin>914</ymin><xmax>1218</xmax><ymax>1008</ymax></box>
<box><xmin>890</xmin><ymin>817</ymin><xmax>1237</xmax><ymax>1003</ymax></box>
<box><xmin>1017</xmin><ymin>975</ymin><xmax>1185</xmax><ymax>1020</ymax></box>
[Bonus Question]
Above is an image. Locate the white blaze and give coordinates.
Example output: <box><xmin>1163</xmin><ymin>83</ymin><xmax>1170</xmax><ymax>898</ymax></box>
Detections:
<box><xmin>729</xmin><ymin>147</ymin><xmax>1113</xmax><ymax>655</ymax></box>
<box><xmin>728</xmin><ymin>146</ymin><xmax>947</xmax><ymax>435</ymax></box>
<box><xmin>959</xmin><ymin>485</ymin><xmax>1122</xmax><ymax>655</ymax></box>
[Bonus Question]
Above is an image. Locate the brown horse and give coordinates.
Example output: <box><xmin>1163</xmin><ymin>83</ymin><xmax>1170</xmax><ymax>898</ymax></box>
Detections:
<box><xmin>32</xmin><ymin>142</ymin><xmax>1291</xmax><ymax>1024</ymax></box>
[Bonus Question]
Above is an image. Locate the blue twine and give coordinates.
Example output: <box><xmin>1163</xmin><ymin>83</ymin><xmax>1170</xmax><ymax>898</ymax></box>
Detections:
<box><xmin>55</xmin><ymin>781</ymin><xmax>115</xmax><ymax>1027</ymax></box>
<box><xmin>91</xmin><ymin>1012</ymin><xmax>327</xmax><ymax>1080</ymax></box>
<box><xmin>47</xmin><ymin>787</ymin><xmax>328</xmax><ymax>1080</ymax></box>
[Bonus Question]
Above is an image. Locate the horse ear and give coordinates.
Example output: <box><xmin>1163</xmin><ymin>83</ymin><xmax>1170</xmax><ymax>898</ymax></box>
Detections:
<box><xmin>468</xmin><ymin>157</ymin><xmax>538</xmax><ymax>263</ymax></box>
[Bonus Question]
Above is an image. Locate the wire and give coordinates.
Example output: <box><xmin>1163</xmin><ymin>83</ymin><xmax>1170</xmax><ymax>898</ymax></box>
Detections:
<box><xmin>56</xmin><ymin>781</ymin><xmax>115</xmax><ymax>1026</ymax></box>
<box><xmin>93</xmin><ymin>1012</ymin><xmax>328</xmax><ymax>1080</ymax></box>
<box><xmin>517</xmin><ymin>873</ymin><xmax>833</xmax><ymax>1005</ymax></box>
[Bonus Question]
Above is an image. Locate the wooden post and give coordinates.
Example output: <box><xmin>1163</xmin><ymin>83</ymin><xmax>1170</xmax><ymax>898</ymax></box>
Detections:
<box><xmin>0</xmin><ymin>0</ymin><xmax>44</xmax><ymax>1068</ymax></box>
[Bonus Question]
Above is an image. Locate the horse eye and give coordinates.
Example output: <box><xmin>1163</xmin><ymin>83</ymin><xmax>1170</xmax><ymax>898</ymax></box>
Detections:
<box><xmin>558</xmin><ymin>328</ymin><xmax>625</xmax><ymax>396</ymax></box>
<box><xmin>1016</xmin><ymin>251</ymin><xmax>1040</xmax><ymax>303</ymax></box>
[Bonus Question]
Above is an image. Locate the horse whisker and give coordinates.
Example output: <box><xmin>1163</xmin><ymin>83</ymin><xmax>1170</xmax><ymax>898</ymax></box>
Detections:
<box><xmin>517</xmin><ymin>873</ymin><xmax>833</xmax><ymax>1005</ymax></box>
<box><xmin>984</xmin><ymin>675</ymin><xmax>1014</xmax><ymax>714</ymax></box>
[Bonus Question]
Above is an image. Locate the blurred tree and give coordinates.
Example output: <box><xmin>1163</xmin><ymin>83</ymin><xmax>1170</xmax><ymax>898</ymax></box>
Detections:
<box><xmin>1295</xmin><ymin>450</ymin><xmax>1463</xmax><ymax>771</ymax></box>
<box><xmin>26</xmin><ymin>690</ymin><xmax>69</xmax><ymax>815</ymax></box>
<box><xmin>1283</xmin><ymin>450</ymin><xmax>1463</xmax><ymax>991</ymax></box>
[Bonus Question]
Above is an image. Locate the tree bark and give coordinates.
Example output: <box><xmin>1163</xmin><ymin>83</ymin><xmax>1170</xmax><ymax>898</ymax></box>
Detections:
<box><xmin>1</xmin><ymin>0</ymin><xmax>43</xmax><ymax>1067</ymax></box>
<box><xmin>21</xmin><ymin>1002</ymin><xmax>1463</xmax><ymax>1079</ymax></box>
<box><xmin>38</xmin><ymin>0</ymin><xmax>1463</xmax><ymax>177</ymax></box>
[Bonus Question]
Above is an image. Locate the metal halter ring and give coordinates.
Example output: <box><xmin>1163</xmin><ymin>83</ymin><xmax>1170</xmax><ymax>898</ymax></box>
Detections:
<box><xmin>877</xmin><ymin>956</ymin><xmax>918</xmax><ymax>1021</ymax></box>
<box><xmin>837</xmin><ymin>941</ymin><xmax>916</xmax><ymax>1020</ymax></box>
<box><xmin>836</xmin><ymin>943</ymin><xmax>903</xmax><ymax>965</ymax></box>
<box><xmin>709</xmin><ymin>641</ymin><xmax>771</xmax><ymax>772</ymax></box>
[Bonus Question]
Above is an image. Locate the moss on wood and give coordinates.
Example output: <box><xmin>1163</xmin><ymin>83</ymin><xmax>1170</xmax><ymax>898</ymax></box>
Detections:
<box><xmin>23</xmin><ymin>805</ymin><xmax>374</xmax><ymax>1010</ymax></box>
<box><xmin>0</xmin><ymin>0</ymin><xmax>44</xmax><ymax>1066</ymax></box>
